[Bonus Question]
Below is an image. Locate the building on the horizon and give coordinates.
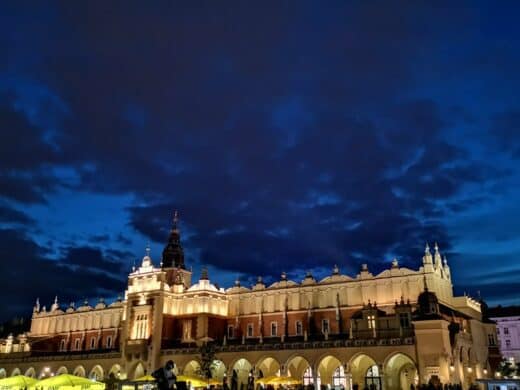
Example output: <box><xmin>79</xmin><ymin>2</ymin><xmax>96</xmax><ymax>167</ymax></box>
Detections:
<box><xmin>0</xmin><ymin>215</ymin><xmax>500</xmax><ymax>390</ymax></box>
<box><xmin>488</xmin><ymin>306</ymin><xmax>520</xmax><ymax>363</ymax></box>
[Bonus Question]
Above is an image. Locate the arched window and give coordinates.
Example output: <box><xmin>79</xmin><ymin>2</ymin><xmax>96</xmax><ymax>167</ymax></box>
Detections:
<box><xmin>106</xmin><ymin>336</ymin><xmax>112</xmax><ymax>349</ymax></box>
<box><xmin>366</xmin><ymin>365</ymin><xmax>381</xmax><ymax>390</ymax></box>
<box><xmin>333</xmin><ymin>366</ymin><xmax>346</xmax><ymax>387</ymax></box>
<box><xmin>60</xmin><ymin>339</ymin><xmax>66</xmax><ymax>351</ymax></box>
<box><xmin>74</xmin><ymin>339</ymin><xmax>80</xmax><ymax>350</ymax></box>
<box><xmin>90</xmin><ymin>337</ymin><xmax>96</xmax><ymax>350</ymax></box>
<box><xmin>367</xmin><ymin>365</ymin><xmax>379</xmax><ymax>377</ymax></box>
<box><xmin>303</xmin><ymin>366</ymin><xmax>313</xmax><ymax>385</ymax></box>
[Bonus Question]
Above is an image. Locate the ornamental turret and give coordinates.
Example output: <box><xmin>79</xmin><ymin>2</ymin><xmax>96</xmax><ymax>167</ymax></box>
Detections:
<box><xmin>433</xmin><ymin>242</ymin><xmax>442</xmax><ymax>269</ymax></box>
<box><xmin>422</xmin><ymin>242</ymin><xmax>434</xmax><ymax>272</ymax></box>
<box><xmin>162</xmin><ymin>211</ymin><xmax>185</xmax><ymax>269</ymax></box>
<box><xmin>423</xmin><ymin>243</ymin><xmax>433</xmax><ymax>264</ymax></box>
<box><xmin>33</xmin><ymin>298</ymin><xmax>40</xmax><ymax>313</ymax></box>
<box><xmin>51</xmin><ymin>296</ymin><xmax>59</xmax><ymax>312</ymax></box>
<box><xmin>443</xmin><ymin>255</ymin><xmax>451</xmax><ymax>279</ymax></box>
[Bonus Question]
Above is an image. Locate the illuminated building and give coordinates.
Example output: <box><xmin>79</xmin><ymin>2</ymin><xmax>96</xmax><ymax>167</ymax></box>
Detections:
<box><xmin>488</xmin><ymin>306</ymin><xmax>520</xmax><ymax>362</ymax></box>
<box><xmin>0</xmin><ymin>215</ymin><xmax>498</xmax><ymax>390</ymax></box>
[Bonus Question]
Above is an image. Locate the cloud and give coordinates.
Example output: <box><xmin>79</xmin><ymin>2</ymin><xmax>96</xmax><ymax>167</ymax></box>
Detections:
<box><xmin>0</xmin><ymin>229</ymin><xmax>126</xmax><ymax>320</ymax></box>
<box><xmin>0</xmin><ymin>205</ymin><xmax>34</xmax><ymax>224</ymax></box>
<box><xmin>0</xmin><ymin>2</ymin><xmax>518</xmax><ymax>316</ymax></box>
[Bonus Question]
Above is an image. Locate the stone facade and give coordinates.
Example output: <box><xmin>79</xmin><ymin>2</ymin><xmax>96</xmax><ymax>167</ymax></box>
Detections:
<box><xmin>0</xmin><ymin>219</ymin><xmax>498</xmax><ymax>390</ymax></box>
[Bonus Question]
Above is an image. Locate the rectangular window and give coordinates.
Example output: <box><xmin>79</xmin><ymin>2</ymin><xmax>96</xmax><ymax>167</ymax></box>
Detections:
<box><xmin>271</xmin><ymin>322</ymin><xmax>278</xmax><ymax>337</ymax></box>
<box><xmin>504</xmin><ymin>327</ymin><xmax>509</xmax><ymax>335</ymax></box>
<box><xmin>367</xmin><ymin>315</ymin><xmax>376</xmax><ymax>329</ymax></box>
<box><xmin>227</xmin><ymin>325</ymin><xmax>235</xmax><ymax>339</ymax></box>
<box><xmin>106</xmin><ymin>336</ymin><xmax>112</xmax><ymax>349</ymax></box>
<box><xmin>322</xmin><ymin>319</ymin><xmax>330</xmax><ymax>334</ymax></box>
<box><xmin>506</xmin><ymin>339</ymin><xmax>511</xmax><ymax>348</ymax></box>
<box><xmin>90</xmin><ymin>337</ymin><xmax>96</xmax><ymax>349</ymax></box>
<box><xmin>60</xmin><ymin>339</ymin><xmax>66</xmax><ymax>351</ymax></box>
<box><xmin>296</xmin><ymin>321</ymin><xmax>303</xmax><ymax>336</ymax></box>
<box><xmin>488</xmin><ymin>334</ymin><xmax>495</xmax><ymax>346</ymax></box>
<box><xmin>247</xmin><ymin>324</ymin><xmax>253</xmax><ymax>338</ymax></box>
<box><xmin>74</xmin><ymin>339</ymin><xmax>80</xmax><ymax>350</ymax></box>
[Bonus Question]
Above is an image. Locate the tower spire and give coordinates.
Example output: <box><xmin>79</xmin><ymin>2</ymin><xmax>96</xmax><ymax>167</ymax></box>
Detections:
<box><xmin>162</xmin><ymin>211</ymin><xmax>185</xmax><ymax>269</ymax></box>
<box><xmin>173</xmin><ymin>210</ymin><xmax>179</xmax><ymax>231</ymax></box>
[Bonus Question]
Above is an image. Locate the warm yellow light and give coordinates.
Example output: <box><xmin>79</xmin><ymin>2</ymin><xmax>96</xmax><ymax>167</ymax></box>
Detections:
<box><xmin>450</xmin><ymin>365</ymin><xmax>455</xmax><ymax>372</ymax></box>
<box><xmin>467</xmin><ymin>367</ymin><xmax>473</xmax><ymax>373</ymax></box>
<box><xmin>483</xmin><ymin>369</ymin><xmax>488</xmax><ymax>375</ymax></box>
<box><xmin>495</xmin><ymin>372</ymin><xmax>501</xmax><ymax>377</ymax></box>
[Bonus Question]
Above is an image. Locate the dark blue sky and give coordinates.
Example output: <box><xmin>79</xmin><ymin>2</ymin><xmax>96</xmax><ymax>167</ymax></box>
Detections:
<box><xmin>0</xmin><ymin>2</ymin><xmax>519</xmax><ymax>320</ymax></box>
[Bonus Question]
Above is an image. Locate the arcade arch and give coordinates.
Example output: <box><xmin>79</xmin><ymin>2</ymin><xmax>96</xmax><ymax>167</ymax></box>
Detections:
<box><xmin>286</xmin><ymin>356</ymin><xmax>312</xmax><ymax>382</ymax></box>
<box><xmin>231</xmin><ymin>358</ymin><xmax>252</xmax><ymax>388</ymax></box>
<box><xmin>210</xmin><ymin>360</ymin><xmax>226</xmax><ymax>381</ymax></box>
<box><xmin>384</xmin><ymin>353</ymin><xmax>417</xmax><ymax>390</ymax></box>
<box><xmin>24</xmin><ymin>367</ymin><xmax>36</xmax><ymax>378</ymax></box>
<box><xmin>183</xmin><ymin>360</ymin><xmax>201</xmax><ymax>376</ymax></box>
<box><xmin>56</xmin><ymin>366</ymin><xmax>68</xmax><ymax>375</ymax></box>
<box><xmin>0</xmin><ymin>369</ymin><xmax>6</xmax><ymax>379</ymax></box>
<box><xmin>256</xmin><ymin>357</ymin><xmax>280</xmax><ymax>377</ymax></box>
<box><xmin>108</xmin><ymin>364</ymin><xmax>123</xmax><ymax>379</ymax></box>
<box><xmin>89</xmin><ymin>365</ymin><xmax>104</xmax><ymax>381</ymax></box>
<box><xmin>350</xmin><ymin>354</ymin><xmax>379</xmax><ymax>390</ymax></box>
<box><xmin>11</xmin><ymin>368</ymin><xmax>21</xmax><ymax>377</ymax></box>
<box><xmin>133</xmin><ymin>363</ymin><xmax>145</xmax><ymax>379</ymax></box>
<box><xmin>73</xmin><ymin>365</ymin><xmax>86</xmax><ymax>378</ymax></box>
<box><xmin>317</xmin><ymin>355</ymin><xmax>345</xmax><ymax>388</ymax></box>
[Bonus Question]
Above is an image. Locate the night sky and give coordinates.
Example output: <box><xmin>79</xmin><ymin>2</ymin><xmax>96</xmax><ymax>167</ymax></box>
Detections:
<box><xmin>1</xmin><ymin>2</ymin><xmax>519</xmax><ymax>321</ymax></box>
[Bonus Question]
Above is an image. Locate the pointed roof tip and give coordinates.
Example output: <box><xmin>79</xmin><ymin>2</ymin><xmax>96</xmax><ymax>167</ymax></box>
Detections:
<box><xmin>200</xmin><ymin>266</ymin><xmax>209</xmax><ymax>280</ymax></box>
<box><xmin>434</xmin><ymin>242</ymin><xmax>439</xmax><ymax>252</ymax></box>
<box><xmin>145</xmin><ymin>242</ymin><xmax>151</xmax><ymax>256</ymax></box>
<box><xmin>425</xmin><ymin>242</ymin><xmax>430</xmax><ymax>253</ymax></box>
<box><xmin>173</xmin><ymin>210</ymin><xmax>179</xmax><ymax>230</ymax></box>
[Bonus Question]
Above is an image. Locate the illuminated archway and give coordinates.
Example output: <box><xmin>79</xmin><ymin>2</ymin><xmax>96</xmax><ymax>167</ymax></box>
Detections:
<box><xmin>133</xmin><ymin>363</ymin><xmax>145</xmax><ymax>379</ymax></box>
<box><xmin>89</xmin><ymin>365</ymin><xmax>104</xmax><ymax>381</ymax></box>
<box><xmin>11</xmin><ymin>368</ymin><xmax>21</xmax><ymax>377</ymax></box>
<box><xmin>256</xmin><ymin>357</ymin><xmax>280</xmax><ymax>378</ymax></box>
<box><xmin>210</xmin><ymin>360</ymin><xmax>226</xmax><ymax>381</ymax></box>
<box><xmin>350</xmin><ymin>354</ymin><xmax>378</xmax><ymax>390</ymax></box>
<box><xmin>109</xmin><ymin>364</ymin><xmax>123</xmax><ymax>380</ymax></box>
<box><xmin>56</xmin><ymin>366</ymin><xmax>68</xmax><ymax>375</ymax></box>
<box><xmin>317</xmin><ymin>355</ymin><xmax>344</xmax><ymax>388</ymax></box>
<box><xmin>183</xmin><ymin>360</ymin><xmax>201</xmax><ymax>376</ymax></box>
<box><xmin>384</xmin><ymin>353</ymin><xmax>417</xmax><ymax>390</ymax></box>
<box><xmin>286</xmin><ymin>356</ymin><xmax>312</xmax><ymax>384</ymax></box>
<box><xmin>24</xmin><ymin>368</ymin><xmax>36</xmax><ymax>378</ymax></box>
<box><xmin>231</xmin><ymin>358</ymin><xmax>252</xmax><ymax>388</ymax></box>
<box><xmin>73</xmin><ymin>365</ymin><xmax>86</xmax><ymax>378</ymax></box>
<box><xmin>0</xmin><ymin>369</ymin><xmax>6</xmax><ymax>379</ymax></box>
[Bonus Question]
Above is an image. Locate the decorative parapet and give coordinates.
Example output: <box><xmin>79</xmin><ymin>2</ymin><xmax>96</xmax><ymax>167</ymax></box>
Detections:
<box><xmin>160</xmin><ymin>336</ymin><xmax>415</xmax><ymax>355</ymax></box>
<box><xmin>0</xmin><ymin>351</ymin><xmax>121</xmax><ymax>364</ymax></box>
